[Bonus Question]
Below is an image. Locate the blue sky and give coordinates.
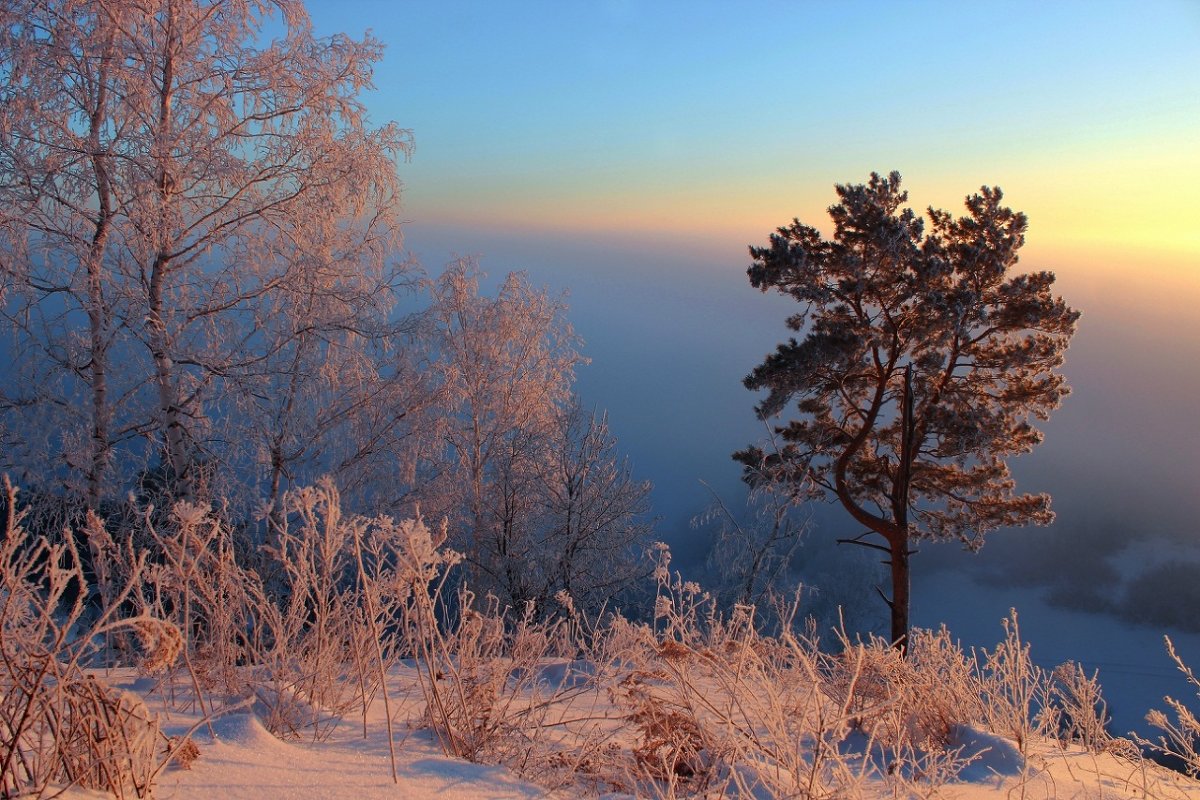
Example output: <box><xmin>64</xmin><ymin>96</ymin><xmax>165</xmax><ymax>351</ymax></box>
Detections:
<box><xmin>307</xmin><ymin>0</ymin><xmax>1199</xmax><ymax>268</ymax></box>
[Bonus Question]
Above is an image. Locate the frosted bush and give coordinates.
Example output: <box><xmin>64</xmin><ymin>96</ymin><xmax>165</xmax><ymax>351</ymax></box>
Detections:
<box><xmin>1047</xmin><ymin>660</ymin><xmax>1112</xmax><ymax>751</ymax></box>
<box><xmin>0</xmin><ymin>478</ymin><xmax>182</xmax><ymax>798</ymax></box>
<box><xmin>975</xmin><ymin>610</ymin><xmax>1046</xmax><ymax>754</ymax></box>
<box><xmin>830</xmin><ymin>626</ymin><xmax>982</xmax><ymax>752</ymax></box>
<box><xmin>1139</xmin><ymin>636</ymin><xmax>1200</xmax><ymax>777</ymax></box>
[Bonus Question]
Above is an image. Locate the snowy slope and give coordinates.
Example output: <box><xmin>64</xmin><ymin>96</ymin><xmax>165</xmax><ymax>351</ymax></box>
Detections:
<box><xmin>51</xmin><ymin>665</ymin><xmax>1200</xmax><ymax>800</ymax></box>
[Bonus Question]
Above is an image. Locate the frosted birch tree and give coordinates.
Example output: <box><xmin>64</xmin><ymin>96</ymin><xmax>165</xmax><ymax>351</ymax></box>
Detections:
<box><xmin>0</xmin><ymin>0</ymin><xmax>412</xmax><ymax>508</ymax></box>
<box><xmin>535</xmin><ymin>400</ymin><xmax>652</xmax><ymax>615</ymax></box>
<box><xmin>425</xmin><ymin>260</ymin><xmax>582</xmax><ymax>607</ymax></box>
<box><xmin>0</xmin><ymin>0</ymin><xmax>138</xmax><ymax>508</ymax></box>
<box><xmin>112</xmin><ymin>0</ymin><xmax>411</xmax><ymax>499</ymax></box>
<box><xmin>223</xmin><ymin>222</ymin><xmax>430</xmax><ymax>525</ymax></box>
<box><xmin>737</xmin><ymin>172</ymin><xmax>1079</xmax><ymax>649</ymax></box>
<box><xmin>423</xmin><ymin>263</ymin><xmax>654</xmax><ymax>614</ymax></box>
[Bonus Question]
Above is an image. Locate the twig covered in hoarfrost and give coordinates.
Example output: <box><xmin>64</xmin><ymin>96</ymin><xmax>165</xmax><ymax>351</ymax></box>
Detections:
<box><xmin>351</xmin><ymin>511</ymin><xmax>398</xmax><ymax>783</ymax></box>
<box><xmin>1138</xmin><ymin>636</ymin><xmax>1200</xmax><ymax>778</ymax></box>
<box><xmin>0</xmin><ymin>477</ymin><xmax>183</xmax><ymax>798</ymax></box>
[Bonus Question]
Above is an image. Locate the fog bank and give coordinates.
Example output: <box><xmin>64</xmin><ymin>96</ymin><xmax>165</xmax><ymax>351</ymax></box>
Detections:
<box><xmin>406</xmin><ymin>222</ymin><xmax>1200</xmax><ymax>635</ymax></box>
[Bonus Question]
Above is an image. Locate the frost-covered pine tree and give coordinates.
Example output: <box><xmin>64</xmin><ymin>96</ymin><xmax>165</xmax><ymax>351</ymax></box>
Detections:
<box><xmin>736</xmin><ymin>172</ymin><xmax>1079</xmax><ymax>649</ymax></box>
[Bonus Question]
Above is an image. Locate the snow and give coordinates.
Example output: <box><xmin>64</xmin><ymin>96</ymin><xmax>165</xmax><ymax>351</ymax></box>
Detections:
<box><xmin>150</xmin><ymin>698</ymin><xmax>554</xmax><ymax>799</ymax></box>
<box><xmin>946</xmin><ymin>725</ymin><xmax>1024</xmax><ymax>780</ymax></box>
<box><xmin>49</xmin><ymin>664</ymin><xmax>1200</xmax><ymax>800</ymax></box>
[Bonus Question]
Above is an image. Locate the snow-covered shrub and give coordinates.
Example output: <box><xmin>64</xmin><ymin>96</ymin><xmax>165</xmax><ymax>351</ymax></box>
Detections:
<box><xmin>133</xmin><ymin>500</ymin><xmax>253</xmax><ymax>709</ymax></box>
<box><xmin>247</xmin><ymin>483</ymin><xmax>366</xmax><ymax>739</ymax></box>
<box><xmin>975</xmin><ymin>610</ymin><xmax>1047</xmax><ymax>754</ymax></box>
<box><xmin>1140</xmin><ymin>636</ymin><xmax>1200</xmax><ymax>777</ymax></box>
<box><xmin>129</xmin><ymin>481</ymin><xmax>407</xmax><ymax>745</ymax></box>
<box><xmin>908</xmin><ymin>626</ymin><xmax>987</xmax><ymax>745</ymax></box>
<box><xmin>52</xmin><ymin>679</ymin><xmax>160</xmax><ymax>797</ymax></box>
<box><xmin>603</xmin><ymin>547</ymin><xmax>876</xmax><ymax>799</ymax></box>
<box><xmin>830</xmin><ymin>626</ymin><xmax>983</xmax><ymax>752</ymax></box>
<box><xmin>1046</xmin><ymin>660</ymin><xmax>1112</xmax><ymax>751</ymax></box>
<box><xmin>385</xmin><ymin>509</ymin><xmax>585</xmax><ymax>769</ymax></box>
<box><xmin>426</xmin><ymin>590</ymin><xmax>512</xmax><ymax>757</ymax></box>
<box><xmin>622</xmin><ymin>676</ymin><xmax>718</xmax><ymax>791</ymax></box>
<box><xmin>0</xmin><ymin>478</ymin><xmax>182</xmax><ymax>798</ymax></box>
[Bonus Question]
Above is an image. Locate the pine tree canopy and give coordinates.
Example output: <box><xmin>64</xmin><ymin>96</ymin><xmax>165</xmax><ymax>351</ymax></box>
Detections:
<box><xmin>736</xmin><ymin>171</ymin><xmax>1079</xmax><ymax>645</ymax></box>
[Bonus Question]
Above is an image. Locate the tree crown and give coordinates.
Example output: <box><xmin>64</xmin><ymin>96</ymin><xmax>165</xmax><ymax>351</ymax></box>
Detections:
<box><xmin>738</xmin><ymin>171</ymin><xmax>1079</xmax><ymax>548</ymax></box>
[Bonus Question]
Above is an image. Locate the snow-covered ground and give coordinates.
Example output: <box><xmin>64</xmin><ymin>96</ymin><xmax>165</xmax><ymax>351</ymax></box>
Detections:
<box><xmin>64</xmin><ymin>670</ymin><xmax>555</xmax><ymax>800</ymax></box>
<box><xmin>157</xmin><ymin>712</ymin><xmax>549</xmax><ymax>800</ymax></box>
<box><xmin>52</xmin><ymin>661</ymin><xmax>1200</xmax><ymax>800</ymax></box>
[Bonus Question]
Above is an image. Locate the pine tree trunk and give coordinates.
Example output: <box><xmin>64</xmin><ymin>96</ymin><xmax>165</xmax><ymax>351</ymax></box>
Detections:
<box><xmin>889</xmin><ymin>534</ymin><xmax>910</xmax><ymax>651</ymax></box>
<box><xmin>890</xmin><ymin>364</ymin><xmax>914</xmax><ymax>652</ymax></box>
